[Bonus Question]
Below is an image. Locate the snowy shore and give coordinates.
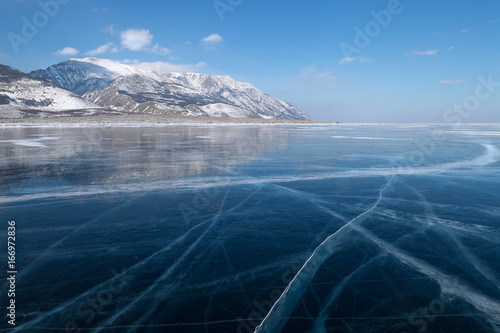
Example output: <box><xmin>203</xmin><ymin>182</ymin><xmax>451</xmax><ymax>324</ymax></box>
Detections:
<box><xmin>0</xmin><ymin>114</ymin><xmax>341</xmax><ymax>127</ymax></box>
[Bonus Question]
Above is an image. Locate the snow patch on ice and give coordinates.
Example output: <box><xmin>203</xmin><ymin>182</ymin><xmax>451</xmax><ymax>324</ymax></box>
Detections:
<box><xmin>0</xmin><ymin>137</ymin><xmax>60</xmax><ymax>148</ymax></box>
<box><xmin>1</xmin><ymin>140</ymin><xmax>47</xmax><ymax>148</ymax></box>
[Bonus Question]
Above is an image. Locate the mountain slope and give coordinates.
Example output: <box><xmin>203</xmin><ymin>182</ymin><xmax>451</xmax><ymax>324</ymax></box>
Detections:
<box><xmin>164</xmin><ymin>72</ymin><xmax>311</xmax><ymax>120</ymax></box>
<box><xmin>0</xmin><ymin>64</ymin><xmax>100</xmax><ymax>118</ymax></box>
<box><xmin>30</xmin><ymin>58</ymin><xmax>159</xmax><ymax>96</ymax></box>
<box><xmin>92</xmin><ymin>76</ymin><xmax>263</xmax><ymax>118</ymax></box>
<box><xmin>31</xmin><ymin>58</ymin><xmax>313</xmax><ymax>120</ymax></box>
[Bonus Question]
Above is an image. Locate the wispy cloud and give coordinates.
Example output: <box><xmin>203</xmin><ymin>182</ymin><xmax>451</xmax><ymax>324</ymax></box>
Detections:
<box><xmin>150</xmin><ymin>43</ymin><xmax>171</xmax><ymax>55</ymax></box>
<box><xmin>461</xmin><ymin>28</ymin><xmax>470</xmax><ymax>33</ymax></box>
<box><xmin>52</xmin><ymin>47</ymin><xmax>80</xmax><ymax>56</ymax></box>
<box><xmin>339</xmin><ymin>57</ymin><xmax>356</xmax><ymax>65</ymax></box>
<box><xmin>122</xmin><ymin>59</ymin><xmax>140</xmax><ymax>65</ymax></box>
<box><xmin>283</xmin><ymin>65</ymin><xmax>336</xmax><ymax>93</ymax></box>
<box><xmin>299</xmin><ymin>65</ymin><xmax>335</xmax><ymax>80</ymax></box>
<box><xmin>339</xmin><ymin>57</ymin><xmax>373</xmax><ymax>65</ymax></box>
<box><xmin>201</xmin><ymin>34</ymin><xmax>223</xmax><ymax>49</ymax></box>
<box><xmin>438</xmin><ymin>80</ymin><xmax>464</xmax><ymax>85</ymax></box>
<box><xmin>202</xmin><ymin>34</ymin><xmax>223</xmax><ymax>44</ymax></box>
<box><xmin>299</xmin><ymin>65</ymin><xmax>316</xmax><ymax>78</ymax></box>
<box><xmin>133</xmin><ymin>61</ymin><xmax>206</xmax><ymax>74</ymax></box>
<box><xmin>104</xmin><ymin>24</ymin><xmax>118</xmax><ymax>35</ymax></box>
<box><xmin>405</xmin><ymin>49</ymin><xmax>438</xmax><ymax>57</ymax></box>
<box><xmin>85</xmin><ymin>43</ymin><xmax>115</xmax><ymax>56</ymax></box>
<box><xmin>315</xmin><ymin>72</ymin><xmax>335</xmax><ymax>79</ymax></box>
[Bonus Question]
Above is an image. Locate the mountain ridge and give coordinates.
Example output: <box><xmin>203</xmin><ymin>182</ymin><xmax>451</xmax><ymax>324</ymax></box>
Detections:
<box><xmin>30</xmin><ymin>58</ymin><xmax>313</xmax><ymax>120</ymax></box>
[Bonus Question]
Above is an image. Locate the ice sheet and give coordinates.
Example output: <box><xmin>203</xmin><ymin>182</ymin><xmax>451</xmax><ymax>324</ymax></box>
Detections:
<box><xmin>1</xmin><ymin>124</ymin><xmax>499</xmax><ymax>333</ymax></box>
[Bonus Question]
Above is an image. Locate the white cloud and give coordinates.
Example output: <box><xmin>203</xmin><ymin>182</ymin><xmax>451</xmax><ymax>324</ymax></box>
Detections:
<box><xmin>405</xmin><ymin>49</ymin><xmax>438</xmax><ymax>57</ymax></box>
<box><xmin>449</xmin><ymin>46</ymin><xmax>455</xmax><ymax>50</ymax></box>
<box><xmin>438</xmin><ymin>80</ymin><xmax>464</xmax><ymax>85</ymax></box>
<box><xmin>85</xmin><ymin>43</ymin><xmax>114</xmax><ymax>56</ymax></box>
<box><xmin>52</xmin><ymin>47</ymin><xmax>80</xmax><ymax>56</ymax></box>
<box><xmin>359</xmin><ymin>57</ymin><xmax>374</xmax><ymax>63</ymax></box>
<box><xmin>0</xmin><ymin>53</ymin><xmax>6</xmax><ymax>59</ymax></box>
<box><xmin>461</xmin><ymin>28</ymin><xmax>470</xmax><ymax>33</ymax></box>
<box><xmin>339</xmin><ymin>57</ymin><xmax>356</xmax><ymax>65</ymax></box>
<box><xmin>121</xmin><ymin>29</ymin><xmax>153</xmax><ymax>51</ymax></box>
<box><xmin>133</xmin><ymin>61</ymin><xmax>207</xmax><ymax>74</ymax></box>
<box><xmin>117</xmin><ymin>29</ymin><xmax>171</xmax><ymax>55</ymax></box>
<box><xmin>202</xmin><ymin>34</ymin><xmax>223</xmax><ymax>44</ymax></box>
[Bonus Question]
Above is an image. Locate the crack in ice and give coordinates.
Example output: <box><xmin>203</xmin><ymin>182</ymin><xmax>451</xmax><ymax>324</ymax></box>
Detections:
<box><xmin>254</xmin><ymin>171</ymin><xmax>395</xmax><ymax>333</ymax></box>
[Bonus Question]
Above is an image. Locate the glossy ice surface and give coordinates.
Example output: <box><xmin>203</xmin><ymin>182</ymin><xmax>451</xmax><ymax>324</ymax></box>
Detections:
<box><xmin>1</xmin><ymin>123</ymin><xmax>499</xmax><ymax>333</ymax></box>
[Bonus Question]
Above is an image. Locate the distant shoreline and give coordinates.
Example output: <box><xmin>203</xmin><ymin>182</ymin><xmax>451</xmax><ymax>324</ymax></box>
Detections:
<box><xmin>0</xmin><ymin>114</ymin><xmax>342</xmax><ymax>127</ymax></box>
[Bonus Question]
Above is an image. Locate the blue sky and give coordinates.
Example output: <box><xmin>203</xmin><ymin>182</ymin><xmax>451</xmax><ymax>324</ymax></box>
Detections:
<box><xmin>1</xmin><ymin>0</ymin><xmax>499</xmax><ymax>122</ymax></box>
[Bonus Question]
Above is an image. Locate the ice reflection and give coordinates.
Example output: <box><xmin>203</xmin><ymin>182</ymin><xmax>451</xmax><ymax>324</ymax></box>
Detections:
<box><xmin>0</xmin><ymin>126</ymin><xmax>292</xmax><ymax>191</ymax></box>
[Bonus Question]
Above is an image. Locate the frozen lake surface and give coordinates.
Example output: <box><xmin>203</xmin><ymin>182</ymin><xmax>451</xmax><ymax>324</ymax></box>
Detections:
<box><xmin>0</xmin><ymin>124</ymin><xmax>499</xmax><ymax>333</ymax></box>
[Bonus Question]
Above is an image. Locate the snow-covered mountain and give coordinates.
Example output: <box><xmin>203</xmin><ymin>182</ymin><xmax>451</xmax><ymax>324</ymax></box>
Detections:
<box><xmin>31</xmin><ymin>58</ymin><xmax>312</xmax><ymax>120</ymax></box>
<box><xmin>88</xmin><ymin>72</ymin><xmax>310</xmax><ymax>119</ymax></box>
<box><xmin>30</xmin><ymin>58</ymin><xmax>159</xmax><ymax>96</ymax></box>
<box><xmin>0</xmin><ymin>64</ymin><xmax>100</xmax><ymax>118</ymax></box>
